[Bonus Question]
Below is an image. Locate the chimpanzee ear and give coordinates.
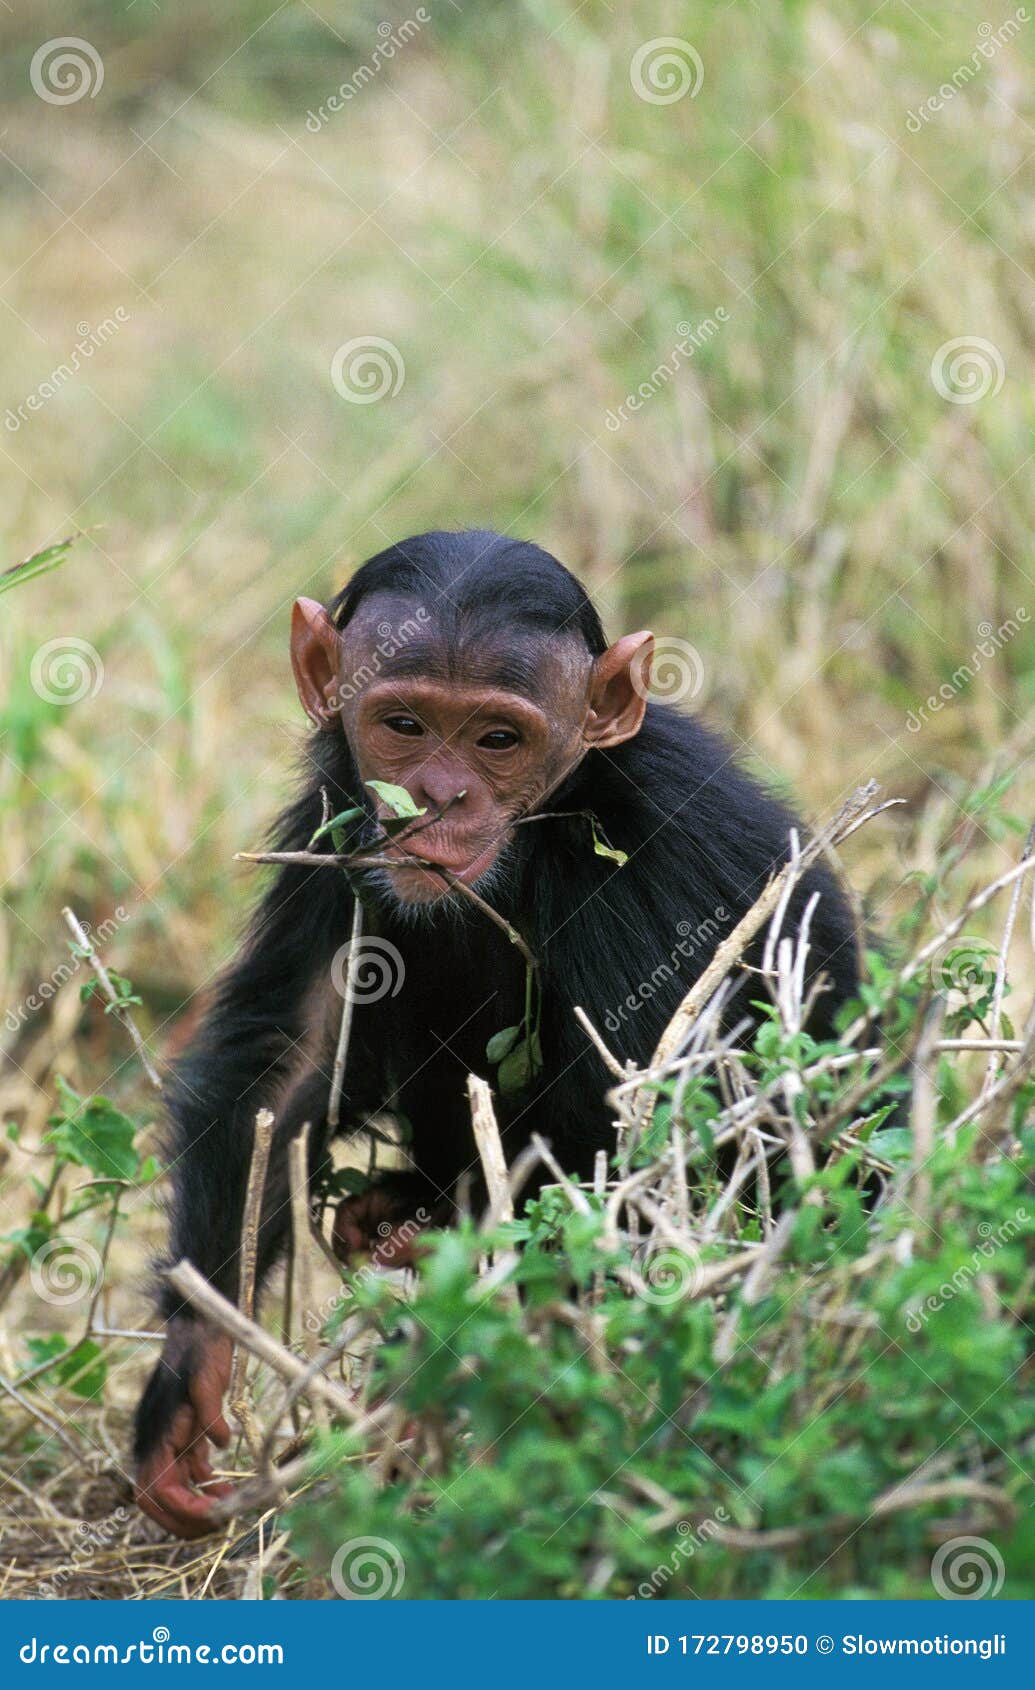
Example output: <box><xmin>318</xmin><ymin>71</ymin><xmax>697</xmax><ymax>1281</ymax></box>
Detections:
<box><xmin>583</xmin><ymin>631</ymin><xmax>654</xmax><ymax>748</ymax></box>
<box><xmin>290</xmin><ymin>598</ymin><xmax>341</xmax><ymax>727</ymax></box>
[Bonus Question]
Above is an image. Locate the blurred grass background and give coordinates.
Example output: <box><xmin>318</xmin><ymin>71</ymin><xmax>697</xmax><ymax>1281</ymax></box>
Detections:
<box><xmin>2</xmin><ymin>0</ymin><xmax>1035</xmax><ymax>1107</ymax></box>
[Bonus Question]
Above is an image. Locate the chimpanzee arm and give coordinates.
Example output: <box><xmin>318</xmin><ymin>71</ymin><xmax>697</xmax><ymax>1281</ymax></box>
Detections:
<box><xmin>134</xmin><ymin>770</ymin><xmax>354</xmax><ymax>1537</ymax></box>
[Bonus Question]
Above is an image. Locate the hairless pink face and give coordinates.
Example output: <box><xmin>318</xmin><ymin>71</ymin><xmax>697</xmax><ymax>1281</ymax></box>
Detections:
<box><xmin>290</xmin><ymin>594</ymin><xmax>654</xmax><ymax>902</ymax></box>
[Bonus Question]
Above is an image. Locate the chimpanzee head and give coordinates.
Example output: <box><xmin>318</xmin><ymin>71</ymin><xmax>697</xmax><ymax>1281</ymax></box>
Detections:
<box><xmin>290</xmin><ymin>530</ymin><xmax>654</xmax><ymax>904</ymax></box>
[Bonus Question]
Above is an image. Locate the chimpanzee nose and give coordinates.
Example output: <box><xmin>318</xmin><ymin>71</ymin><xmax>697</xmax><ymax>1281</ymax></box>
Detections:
<box><xmin>412</xmin><ymin>756</ymin><xmax>474</xmax><ymax>812</ymax></box>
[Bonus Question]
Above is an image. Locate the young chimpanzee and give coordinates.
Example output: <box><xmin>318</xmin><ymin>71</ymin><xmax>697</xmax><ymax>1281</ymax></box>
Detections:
<box><xmin>134</xmin><ymin>528</ymin><xmax>860</xmax><ymax>1536</ymax></box>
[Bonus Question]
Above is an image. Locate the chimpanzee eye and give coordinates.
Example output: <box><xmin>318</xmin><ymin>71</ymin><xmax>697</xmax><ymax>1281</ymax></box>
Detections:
<box><xmin>385</xmin><ymin>716</ymin><xmax>424</xmax><ymax>737</ymax></box>
<box><xmin>478</xmin><ymin>729</ymin><xmax>520</xmax><ymax>751</ymax></box>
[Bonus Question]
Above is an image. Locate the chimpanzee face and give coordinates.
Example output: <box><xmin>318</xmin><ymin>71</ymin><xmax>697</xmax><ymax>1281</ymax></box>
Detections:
<box><xmin>291</xmin><ymin>591</ymin><xmax>653</xmax><ymax>904</ymax></box>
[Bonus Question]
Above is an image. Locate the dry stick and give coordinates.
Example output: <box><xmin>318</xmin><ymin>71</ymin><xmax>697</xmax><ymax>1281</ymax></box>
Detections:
<box><xmin>167</xmin><ymin>1262</ymin><xmax>360</xmax><ymax>1419</ymax></box>
<box><xmin>982</xmin><ymin>818</ymin><xmax>1035</xmax><ymax>1100</ymax></box>
<box><xmin>909</xmin><ymin>999</ymin><xmax>944</xmax><ymax>1211</ymax></box>
<box><xmin>236</xmin><ymin>850</ymin><xmax>539</xmax><ymax>977</ymax></box>
<box><xmin>467</xmin><ymin>1075</ymin><xmax>514</xmax><ymax>1226</ymax></box>
<box><xmin>288</xmin><ymin>1126</ymin><xmax>327</xmax><ymax>1436</ymax></box>
<box><xmin>573</xmin><ymin>1005</ymin><xmax>627</xmax><ymax>1080</ymax></box>
<box><xmin>62</xmin><ymin>906</ymin><xmax>161</xmax><ymax>1090</ymax></box>
<box><xmin>840</xmin><ymin>852</ymin><xmax>1035</xmax><ymax>1046</ymax></box>
<box><xmin>328</xmin><ymin>899</ymin><xmax>363</xmax><ymax>1129</ymax></box>
<box><xmin>229</xmin><ymin>1108</ymin><xmax>275</xmax><ymax>1457</ymax></box>
<box><xmin>0</xmin><ymin>1371</ymin><xmax>85</xmax><ymax>1460</ymax></box>
<box><xmin>635</xmin><ymin>784</ymin><xmax>887</xmax><ymax>1135</ymax></box>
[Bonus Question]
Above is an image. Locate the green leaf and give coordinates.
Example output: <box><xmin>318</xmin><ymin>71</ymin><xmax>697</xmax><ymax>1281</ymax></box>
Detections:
<box><xmin>43</xmin><ymin>1077</ymin><xmax>139</xmax><ymax>1181</ymax></box>
<box><xmin>590</xmin><ymin>817</ymin><xmax>627</xmax><ymax>867</ymax></box>
<box><xmin>24</xmin><ymin>1336</ymin><xmax>107</xmax><ymax>1400</ymax></box>
<box><xmin>497</xmin><ymin>1031</ymin><xmax>543</xmax><ymax>1094</ymax></box>
<box><xmin>0</xmin><ymin>535</ymin><xmax>79</xmax><ymax>599</ymax></box>
<box><xmin>486</xmin><ymin>1025</ymin><xmax>521</xmax><ymax>1064</ymax></box>
<box><xmin>308</xmin><ymin>806</ymin><xmax>364</xmax><ymax>847</ymax></box>
<box><xmin>366</xmin><ymin>780</ymin><xmax>426</xmax><ymax>819</ymax></box>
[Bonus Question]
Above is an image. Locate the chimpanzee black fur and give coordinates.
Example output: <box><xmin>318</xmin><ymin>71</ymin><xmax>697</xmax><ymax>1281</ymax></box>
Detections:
<box><xmin>134</xmin><ymin>530</ymin><xmax>860</xmax><ymax>1465</ymax></box>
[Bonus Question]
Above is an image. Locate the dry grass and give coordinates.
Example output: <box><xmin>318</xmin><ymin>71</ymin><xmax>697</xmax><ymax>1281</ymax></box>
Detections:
<box><xmin>1</xmin><ymin>0</ymin><xmax>1034</xmax><ymax>1597</ymax></box>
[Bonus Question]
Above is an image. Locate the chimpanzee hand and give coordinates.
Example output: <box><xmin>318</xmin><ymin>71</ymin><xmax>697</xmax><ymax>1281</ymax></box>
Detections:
<box><xmin>331</xmin><ymin>1172</ymin><xmax>450</xmax><ymax>1270</ymax></box>
<box><xmin>133</xmin><ymin>1317</ymin><xmax>235</xmax><ymax>1539</ymax></box>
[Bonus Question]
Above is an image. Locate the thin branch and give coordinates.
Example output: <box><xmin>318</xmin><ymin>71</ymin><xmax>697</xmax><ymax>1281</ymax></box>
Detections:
<box><xmin>62</xmin><ymin>906</ymin><xmax>161</xmax><ymax>1090</ymax></box>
